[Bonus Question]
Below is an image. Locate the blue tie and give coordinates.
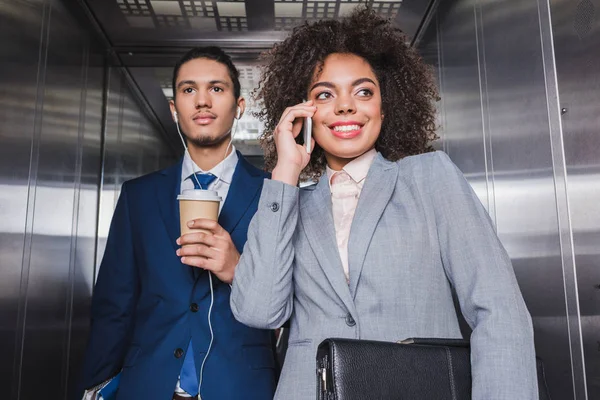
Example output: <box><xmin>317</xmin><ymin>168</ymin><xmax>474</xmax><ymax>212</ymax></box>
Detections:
<box><xmin>188</xmin><ymin>172</ymin><xmax>216</xmax><ymax>190</ymax></box>
<box><xmin>180</xmin><ymin>341</ymin><xmax>199</xmax><ymax>396</ymax></box>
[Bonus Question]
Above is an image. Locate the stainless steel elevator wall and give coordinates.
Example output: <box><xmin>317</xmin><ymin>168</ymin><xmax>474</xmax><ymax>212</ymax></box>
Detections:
<box><xmin>0</xmin><ymin>1</ymin><xmax>179</xmax><ymax>399</ymax></box>
<box><xmin>551</xmin><ymin>0</ymin><xmax>600</xmax><ymax>397</ymax></box>
<box><xmin>420</xmin><ymin>0</ymin><xmax>597</xmax><ymax>399</ymax></box>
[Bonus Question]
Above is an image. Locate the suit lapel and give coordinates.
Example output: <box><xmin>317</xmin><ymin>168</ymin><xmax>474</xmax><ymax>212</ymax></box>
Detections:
<box><xmin>347</xmin><ymin>154</ymin><xmax>398</xmax><ymax>298</ymax></box>
<box><xmin>219</xmin><ymin>152</ymin><xmax>263</xmax><ymax>235</ymax></box>
<box><xmin>156</xmin><ymin>160</ymin><xmax>183</xmax><ymax>253</ymax></box>
<box><xmin>300</xmin><ymin>177</ymin><xmax>356</xmax><ymax>314</ymax></box>
<box><xmin>156</xmin><ymin>159</ymin><xmax>197</xmax><ymax>283</ymax></box>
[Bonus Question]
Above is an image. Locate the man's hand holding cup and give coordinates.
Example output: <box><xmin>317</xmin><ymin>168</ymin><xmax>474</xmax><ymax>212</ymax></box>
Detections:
<box><xmin>177</xmin><ymin>218</ymin><xmax>240</xmax><ymax>284</ymax></box>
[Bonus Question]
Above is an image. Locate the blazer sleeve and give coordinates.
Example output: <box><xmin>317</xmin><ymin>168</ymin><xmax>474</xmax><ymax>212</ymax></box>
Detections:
<box><xmin>230</xmin><ymin>179</ymin><xmax>299</xmax><ymax>329</ymax></box>
<box><xmin>429</xmin><ymin>152</ymin><xmax>538</xmax><ymax>400</ymax></box>
<box><xmin>78</xmin><ymin>182</ymin><xmax>139</xmax><ymax>395</ymax></box>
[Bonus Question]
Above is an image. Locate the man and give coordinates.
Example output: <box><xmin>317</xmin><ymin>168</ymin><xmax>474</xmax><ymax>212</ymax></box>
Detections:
<box><xmin>78</xmin><ymin>47</ymin><xmax>276</xmax><ymax>400</ymax></box>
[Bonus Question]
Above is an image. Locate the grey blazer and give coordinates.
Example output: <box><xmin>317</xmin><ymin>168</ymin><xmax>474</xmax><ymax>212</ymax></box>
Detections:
<box><xmin>231</xmin><ymin>151</ymin><xmax>538</xmax><ymax>400</ymax></box>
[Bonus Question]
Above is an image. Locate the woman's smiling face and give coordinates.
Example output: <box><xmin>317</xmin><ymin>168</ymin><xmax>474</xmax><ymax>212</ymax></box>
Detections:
<box><xmin>308</xmin><ymin>53</ymin><xmax>383</xmax><ymax>170</ymax></box>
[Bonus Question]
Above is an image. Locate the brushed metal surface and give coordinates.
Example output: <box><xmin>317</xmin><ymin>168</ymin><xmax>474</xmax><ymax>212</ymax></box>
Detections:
<box><xmin>395</xmin><ymin>0</ymin><xmax>436</xmax><ymax>44</ymax></box>
<box><xmin>0</xmin><ymin>0</ymin><xmax>46</xmax><ymax>395</ymax></box>
<box><xmin>419</xmin><ymin>0</ymin><xmax>590</xmax><ymax>398</ymax></box>
<box><xmin>0</xmin><ymin>1</ymin><xmax>178</xmax><ymax>398</ymax></box>
<box><xmin>17</xmin><ymin>0</ymin><xmax>92</xmax><ymax>396</ymax></box>
<box><xmin>550</xmin><ymin>0</ymin><xmax>600</xmax><ymax>397</ymax></box>
<box><xmin>65</xmin><ymin>47</ymin><xmax>105</xmax><ymax>400</ymax></box>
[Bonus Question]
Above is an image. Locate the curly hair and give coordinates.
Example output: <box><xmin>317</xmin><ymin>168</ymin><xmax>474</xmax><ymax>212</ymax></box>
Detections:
<box><xmin>254</xmin><ymin>7</ymin><xmax>439</xmax><ymax>180</ymax></box>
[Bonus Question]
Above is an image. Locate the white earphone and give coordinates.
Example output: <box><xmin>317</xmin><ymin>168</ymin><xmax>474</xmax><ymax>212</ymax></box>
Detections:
<box><xmin>173</xmin><ymin>111</ymin><xmax>178</xmax><ymax>124</ymax></box>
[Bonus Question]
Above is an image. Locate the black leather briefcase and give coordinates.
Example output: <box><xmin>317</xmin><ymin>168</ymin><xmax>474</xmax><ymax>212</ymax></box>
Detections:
<box><xmin>316</xmin><ymin>337</ymin><xmax>551</xmax><ymax>400</ymax></box>
<box><xmin>316</xmin><ymin>338</ymin><xmax>471</xmax><ymax>400</ymax></box>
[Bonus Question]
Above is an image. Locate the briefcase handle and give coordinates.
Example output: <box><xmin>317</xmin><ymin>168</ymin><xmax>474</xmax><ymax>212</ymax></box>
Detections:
<box><xmin>398</xmin><ymin>337</ymin><xmax>470</xmax><ymax>347</ymax></box>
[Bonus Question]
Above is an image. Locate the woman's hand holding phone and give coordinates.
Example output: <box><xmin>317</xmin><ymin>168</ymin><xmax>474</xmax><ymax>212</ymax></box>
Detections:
<box><xmin>272</xmin><ymin>100</ymin><xmax>316</xmax><ymax>186</ymax></box>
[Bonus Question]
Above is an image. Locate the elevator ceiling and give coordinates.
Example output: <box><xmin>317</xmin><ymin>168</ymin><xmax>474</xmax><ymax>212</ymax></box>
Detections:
<box><xmin>80</xmin><ymin>0</ymin><xmax>436</xmax><ymax>154</ymax></box>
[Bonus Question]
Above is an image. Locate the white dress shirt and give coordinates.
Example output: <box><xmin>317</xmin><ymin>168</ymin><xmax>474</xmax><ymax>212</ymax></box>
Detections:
<box><xmin>180</xmin><ymin>146</ymin><xmax>238</xmax><ymax>213</ymax></box>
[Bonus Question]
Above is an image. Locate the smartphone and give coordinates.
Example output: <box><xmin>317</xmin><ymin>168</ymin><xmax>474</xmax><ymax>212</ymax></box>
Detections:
<box><xmin>302</xmin><ymin>99</ymin><xmax>312</xmax><ymax>153</ymax></box>
<box><xmin>303</xmin><ymin>116</ymin><xmax>312</xmax><ymax>153</ymax></box>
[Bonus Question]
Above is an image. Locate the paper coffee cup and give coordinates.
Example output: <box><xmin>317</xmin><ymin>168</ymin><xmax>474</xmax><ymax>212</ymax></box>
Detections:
<box><xmin>177</xmin><ymin>189</ymin><xmax>222</xmax><ymax>236</ymax></box>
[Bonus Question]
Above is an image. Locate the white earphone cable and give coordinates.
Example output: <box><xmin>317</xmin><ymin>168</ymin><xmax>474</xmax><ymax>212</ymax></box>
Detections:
<box><xmin>175</xmin><ymin>117</ymin><xmax>203</xmax><ymax>189</ymax></box>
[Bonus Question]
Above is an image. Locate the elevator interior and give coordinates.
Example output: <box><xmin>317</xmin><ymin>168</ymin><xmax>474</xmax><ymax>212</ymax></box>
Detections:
<box><xmin>1</xmin><ymin>0</ymin><xmax>598</xmax><ymax>399</ymax></box>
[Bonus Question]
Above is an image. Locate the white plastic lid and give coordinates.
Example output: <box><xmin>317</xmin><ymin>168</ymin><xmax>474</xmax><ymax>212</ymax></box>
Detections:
<box><xmin>177</xmin><ymin>189</ymin><xmax>222</xmax><ymax>202</ymax></box>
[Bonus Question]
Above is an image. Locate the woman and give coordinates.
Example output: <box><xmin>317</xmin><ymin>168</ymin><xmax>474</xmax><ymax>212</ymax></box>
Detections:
<box><xmin>231</xmin><ymin>8</ymin><xmax>538</xmax><ymax>400</ymax></box>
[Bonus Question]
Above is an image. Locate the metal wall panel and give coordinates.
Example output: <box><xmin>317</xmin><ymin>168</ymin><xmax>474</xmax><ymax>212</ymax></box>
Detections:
<box><xmin>0</xmin><ymin>0</ymin><xmax>45</xmax><ymax>394</ymax></box>
<box><xmin>66</xmin><ymin>48</ymin><xmax>105</xmax><ymax>400</ymax></box>
<box><xmin>551</xmin><ymin>0</ymin><xmax>600</xmax><ymax>396</ymax></box>
<box><xmin>95</xmin><ymin>66</ymin><xmax>123</xmax><ymax>271</ymax></box>
<box><xmin>477</xmin><ymin>3</ymin><xmax>584</xmax><ymax>396</ymax></box>
<box><xmin>18</xmin><ymin>0</ymin><xmax>90</xmax><ymax>395</ymax></box>
<box><xmin>0</xmin><ymin>1</ymin><xmax>178</xmax><ymax>399</ymax></box>
<box><xmin>419</xmin><ymin>0</ymin><xmax>587</xmax><ymax>398</ymax></box>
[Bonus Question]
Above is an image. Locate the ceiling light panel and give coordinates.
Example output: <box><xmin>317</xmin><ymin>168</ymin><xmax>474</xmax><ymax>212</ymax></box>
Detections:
<box><xmin>117</xmin><ymin>0</ymin><xmax>402</xmax><ymax>31</ymax></box>
<box><xmin>118</xmin><ymin>0</ymin><xmax>250</xmax><ymax>31</ymax></box>
<box><xmin>273</xmin><ymin>0</ymin><xmax>403</xmax><ymax>31</ymax></box>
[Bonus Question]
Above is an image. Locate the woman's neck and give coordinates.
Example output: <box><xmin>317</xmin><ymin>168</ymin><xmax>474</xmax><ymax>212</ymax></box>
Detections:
<box><xmin>324</xmin><ymin>147</ymin><xmax>375</xmax><ymax>171</ymax></box>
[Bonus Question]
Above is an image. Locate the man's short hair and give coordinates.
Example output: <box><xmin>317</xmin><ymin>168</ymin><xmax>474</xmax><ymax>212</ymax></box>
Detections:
<box><xmin>172</xmin><ymin>46</ymin><xmax>241</xmax><ymax>99</ymax></box>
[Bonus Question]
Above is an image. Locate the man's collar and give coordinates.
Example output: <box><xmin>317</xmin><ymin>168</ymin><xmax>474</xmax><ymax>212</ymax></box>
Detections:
<box><xmin>182</xmin><ymin>145</ymin><xmax>238</xmax><ymax>184</ymax></box>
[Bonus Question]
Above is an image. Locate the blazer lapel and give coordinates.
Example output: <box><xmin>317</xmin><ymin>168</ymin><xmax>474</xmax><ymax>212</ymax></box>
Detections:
<box><xmin>156</xmin><ymin>159</ymin><xmax>183</xmax><ymax>253</ymax></box>
<box><xmin>219</xmin><ymin>152</ymin><xmax>263</xmax><ymax>234</ymax></box>
<box><xmin>300</xmin><ymin>177</ymin><xmax>356</xmax><ymax>314</ymax></box>
<box><xmin>156</xmin><ymin>159</ymin><xmax>197</xmax><ymax>283</ymax></box>
<box><xmin>347</xmin><ymin>154</ymin><xmax>399</xmax><ymax>298</ymax></box>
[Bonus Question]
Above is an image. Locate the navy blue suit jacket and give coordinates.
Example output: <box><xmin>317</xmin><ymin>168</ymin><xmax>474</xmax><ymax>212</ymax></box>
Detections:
<box><xmin>79</xmin><ymin>152</ymin><xmax>276</xmax><ymax>399</ymax></box>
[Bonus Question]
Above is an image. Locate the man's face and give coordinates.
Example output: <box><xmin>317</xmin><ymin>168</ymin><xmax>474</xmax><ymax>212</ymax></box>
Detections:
<box><xmin>170</xmin><ymin>58</ymin><xmax>244</xmax><ymax>148</ymax></box>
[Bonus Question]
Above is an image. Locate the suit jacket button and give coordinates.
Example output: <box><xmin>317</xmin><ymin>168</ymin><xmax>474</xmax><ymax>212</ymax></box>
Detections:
<box><xmin>345</xmin><ymin>313</ymin><xmax>356</xmax><ymax>327</ymax></box>
<box><xmin>190</xmin><ymin>303</ymin><xmax>199</xmax><ymax>312</ymax></box>
<box><xmin>174</xmin><ymin>348</ymin><xmax>184</xmax><ymax>358</ymax></box>
<box><xmin>270</xmin><ymin>202</ymin><xmax>280</xmax><ymax>212</ymax></box>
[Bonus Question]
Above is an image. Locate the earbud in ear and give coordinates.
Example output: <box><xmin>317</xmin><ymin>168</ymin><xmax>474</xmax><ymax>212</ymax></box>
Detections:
<box><xmin>236</xmin><ymin>107</ymin><xmax>242</xmax><ymax>119</ymax></box>
<box><xmin>173</xmin><ymin>111</ymin><xmax>178</xmax><ymax>123</ymax></box>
